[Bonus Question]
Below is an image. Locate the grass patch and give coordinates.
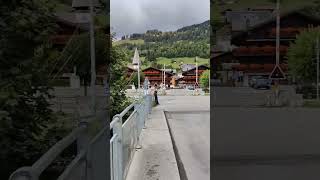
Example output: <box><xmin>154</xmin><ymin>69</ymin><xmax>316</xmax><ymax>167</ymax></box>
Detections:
<box><xmin>113</xmin><ymin>39</ymin><xmax>145</xmax><ymax>46</ymax></box>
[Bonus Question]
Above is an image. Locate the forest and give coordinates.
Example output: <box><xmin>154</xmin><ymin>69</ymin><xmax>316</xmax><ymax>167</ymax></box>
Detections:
<box><xmin>116</xmin><ymin>20</ymin><xmax>210</xmax><ymax>59</ymax></box>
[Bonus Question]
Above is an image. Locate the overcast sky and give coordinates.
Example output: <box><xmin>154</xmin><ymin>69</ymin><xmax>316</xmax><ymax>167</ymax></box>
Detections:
<box><xmin>111</xmin><ymin>0</ymin><xmax>209</xmax><ymax>38</ymax></box>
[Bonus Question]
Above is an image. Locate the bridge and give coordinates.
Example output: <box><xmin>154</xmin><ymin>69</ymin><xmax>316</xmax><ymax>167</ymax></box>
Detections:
<box><xmin>9</xmin><ymin>94</ymin><xmax>152</xmax><ymax>180</ymax></box>
<box><xmin>9</xmin><ymin>89</ymin><xmax>210</xmax><ymax>180</ymax></box>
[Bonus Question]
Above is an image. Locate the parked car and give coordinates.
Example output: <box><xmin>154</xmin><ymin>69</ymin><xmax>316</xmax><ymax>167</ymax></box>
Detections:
<box><xmin>253</xmin><ymin>78</ymin><xmax>271</xmax><ymax>89</ymax></box>
<box><xmin>249</xmin><ymin>76</ymin><xmax>263</xmax><ymax>87</ymax></box>
<box><xmin>186</xmin><ymin>85</ymin><xmax>195</xmax><ymax>90</ymax></box>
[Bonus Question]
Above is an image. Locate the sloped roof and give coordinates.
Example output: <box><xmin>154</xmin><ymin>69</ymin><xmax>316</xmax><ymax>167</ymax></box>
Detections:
<box><xmin>142</xmin><ymin>67</ymin><xmax>173</xmax><ymax>75</ymax></box>
<box><xmin>180</xmin><ymin>64</ymin><xmax>196</xmax><ymax>72</ymax></box>
<box><xmin>232</xmin><ymin>9</ymin><xmax>320</xmax><ymax>40</ymax></box>
<box><xmin>127</xmin><ymin>65</ymin><xmax>137</xmax><ymax>71</ymax></box>
<box><xmin>182</xmin><ymin>65</ymin><xmax>209</xmax><ymax>75</ymax></box>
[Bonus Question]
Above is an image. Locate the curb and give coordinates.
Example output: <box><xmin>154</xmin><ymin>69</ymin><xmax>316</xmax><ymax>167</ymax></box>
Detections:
<box><xmin>163</xmin><ymin>110</ymin><xmax>188</xmax><ymax>180</ymax></box>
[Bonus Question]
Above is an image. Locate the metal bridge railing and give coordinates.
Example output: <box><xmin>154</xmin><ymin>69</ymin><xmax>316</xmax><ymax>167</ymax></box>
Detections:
<box><xmin>9</xmin><ymin>95</ymin><xmax>153</xmax><ymax>180</ymax></box>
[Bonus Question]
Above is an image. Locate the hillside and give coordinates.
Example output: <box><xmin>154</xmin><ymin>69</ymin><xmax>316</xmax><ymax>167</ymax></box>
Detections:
<box><xmin>114</xmin><ymin>20</ymin><xmax>210</xmax><ymax>61</ymax></box>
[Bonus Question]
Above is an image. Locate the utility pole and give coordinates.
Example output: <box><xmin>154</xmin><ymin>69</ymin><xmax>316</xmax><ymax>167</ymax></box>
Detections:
<box><xmin>138</xmin><ymin>54</ymin><xmax>140</xmax><ymax>90</ymax></box>
<box><xmin>276</xmin><ymin>0</ymin><xmax>280</xmax><ymax>66</ymax></box>
<box><xmin>317</xmin><ymin>37</ymin><xmax>319</xmax><ymax>101</ymax></box>
<box><xmin>89</xmin><ymin>0</ymin><xmax>96</xmax><ymax>114</ymax></box>
<box><xmin>196</xmin><ymin>57</ymin><xmax>198</xmax><ymax>86</ymax></box>
<box><xmin>164</xmin><ymin>64</ymin><xmax>166</xmax><ymax>88</ymax></box>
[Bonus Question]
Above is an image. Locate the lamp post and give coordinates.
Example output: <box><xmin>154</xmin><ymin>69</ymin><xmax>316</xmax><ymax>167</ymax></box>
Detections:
<box><xmin>317</xmin><ymin>37</ymin><xmax>319</xmax><ymax>101</ymax></box>
<box><xmin>89</xmin><ymin>0</ymin><xmax>96</xmax><ymax>114</ymax></box>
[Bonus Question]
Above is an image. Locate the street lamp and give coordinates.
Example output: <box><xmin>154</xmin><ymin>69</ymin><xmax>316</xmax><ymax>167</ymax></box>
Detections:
<box><xmin>316</xmin><ymin>37</ymin><xmax>319</xmax><ymax>100</ymax></box>
<box><xmin>72</xmin><ymin>0</ymin><xmax>100</xmax><ymax>113</ymax></box>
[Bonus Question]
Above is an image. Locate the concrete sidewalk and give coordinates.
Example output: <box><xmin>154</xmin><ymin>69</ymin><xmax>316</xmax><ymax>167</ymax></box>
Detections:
<box><xmin>125</xmin><ymin>105</ymin><xmax>180</xmax><ymax>180</ymax></box>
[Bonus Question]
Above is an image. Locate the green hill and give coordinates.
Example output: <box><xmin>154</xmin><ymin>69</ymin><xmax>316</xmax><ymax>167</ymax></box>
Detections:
<box><xmin>114</xmin><ymin>21</ymin><xmax>210</xmax><ymax>60</ymax></box>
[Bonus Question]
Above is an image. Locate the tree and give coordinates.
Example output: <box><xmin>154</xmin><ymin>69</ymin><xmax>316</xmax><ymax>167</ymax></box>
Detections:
<box><xmin>200</xmin><ymin>70</ymin><xmax>210</xmax><ymax>88</ymax></box>
<box><xmin>287</xmin><ymin>28</ymin><xmax>320</xmax><ymax>82</ymax></box>
<box><xmin>0</xmin><ymin>0</ymin><xmax>59</xmax><ymax>177</ymax></box>
<box><xmin>109</xmin><ymin>45</ymin><xmax>132</xmax><ymax>116</ymax></box>
<box><xmin>145</xmin><ymin>50</ymin><xmax>157</xmax><ymax>62</ymax></box>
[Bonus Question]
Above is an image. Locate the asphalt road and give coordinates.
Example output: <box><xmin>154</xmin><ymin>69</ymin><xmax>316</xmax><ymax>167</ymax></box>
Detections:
<box><xmin>166</xmin><ymin>111</ymin><xmax>210</xmax><ymax>180</ymax></box>
<box><xmin>159</xmin><ymin>96</ymin><xmax>210</xmax><ymax>180</ymax></box>
<box><xmin>212</xmin><ymin>86</ymin><xmax>320</xmax><ymax>180</ymax></box>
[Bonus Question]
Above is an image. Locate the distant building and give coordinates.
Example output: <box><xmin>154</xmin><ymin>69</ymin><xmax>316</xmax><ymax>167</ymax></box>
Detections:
<box><xmin>182</xmin><ymin>65</ymin><xmax>209</xmax><ymax>85</ymax></box>
<box><xmin>180</xmin><ymin>64</ymin><xmax>196</xmax><ymax>72</ymax></box>
<box><xmin>142</xmin><ymin>67</ymin><xmax>173</xmax><ymax>86</ymax></box>
<box><xmin>218</xmin><ymin>10</ymin><xmax>320</xmax><ymax>86</ymax></box>
<box><xmin>126</xmin><ymin>65</ymin><xmax>137</xmax><ymax>78</ymax></box>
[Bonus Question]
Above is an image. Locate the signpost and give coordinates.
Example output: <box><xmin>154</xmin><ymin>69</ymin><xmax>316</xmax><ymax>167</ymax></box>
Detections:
<box><xmin>269</xmin><ymin>0</ymin><xmax>286</xmax><ymax>80</ymax></box>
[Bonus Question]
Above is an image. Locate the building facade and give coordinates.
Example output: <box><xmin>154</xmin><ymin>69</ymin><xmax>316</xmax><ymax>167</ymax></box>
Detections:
<box><xmin>213</xmin><ymin>10</ymin><xmax>320</xmax><ymax>86</ymax></box>
<box><xmin>182</xmin><ymin>65</ymin><xmax>209</xmax><ymax>85</ymax></box>
<box><xmin>142</xmin><ymin>67</ymin><xmax>172</xmax><ymax>86</ymax></box>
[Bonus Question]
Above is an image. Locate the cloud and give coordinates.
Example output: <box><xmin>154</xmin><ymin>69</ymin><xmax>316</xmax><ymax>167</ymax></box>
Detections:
<box><xmin>111</xmin><ymin>0</ymin><xmax>209</xmax><ymax>38</ymax></box>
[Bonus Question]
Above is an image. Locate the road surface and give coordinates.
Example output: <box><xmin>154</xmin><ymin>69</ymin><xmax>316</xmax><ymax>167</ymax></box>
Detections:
<box><xmin>166</xmin><ymin>111</ymin><xmax>210</xmax><ymax>180</ymax></box>
<box><xmin>161</xmin><ymin>96</ymin><xmax>210</xmax><ymax>180</ymax></box>
<box><xmin>213</xmin><ymin>86</ymin><xmax>320</xmax><ymax>180</ymax></box>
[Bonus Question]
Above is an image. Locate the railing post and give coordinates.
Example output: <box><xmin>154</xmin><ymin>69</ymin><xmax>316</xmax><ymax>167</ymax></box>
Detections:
<box><xmin>134</xmin><ymin>103</ymin><xmax>142</xmax><ymax>150</ymax></box>
<box><xmin>113</xmin><ymin>115</ymin><xmax>123</xmax><ymax>180</ymax></box>
<box><xmin>147</xmin><ymin>95</ymin><xmax>152</xmax><ymax>114</ymax></box>
<box><xmin>77</xmin><ymin>121</ymin><xmax>89</xmax><ymax>180</ymax></box>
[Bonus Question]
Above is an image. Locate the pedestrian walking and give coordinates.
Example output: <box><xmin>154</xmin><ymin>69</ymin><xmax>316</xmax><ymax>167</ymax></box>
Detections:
<box><xmin>154</xmin><ymin>84</ymin><xmax>159</xmax><ymax>105</ymax></box>
<box><xmin>271</xmin><ymin>80</ymin><xmax>280</xmax><ymax>105</ymax></box>
<box><xmin>147</xmin><ymin>85</ymin><xmax>152</xmax><ymax>95</ymax></box>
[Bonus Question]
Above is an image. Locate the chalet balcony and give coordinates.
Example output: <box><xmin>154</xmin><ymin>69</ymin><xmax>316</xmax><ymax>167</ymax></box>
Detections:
<box><xmin>233</xmin><ymin>46</ymin><xmax>288</xmax><ymax>56</ymax></box>
<box><xmin>232</xmin><ymin>63</ymin><xmax>288</xmax><ymax>72</ymax></box>
<box><xmin>143</xmin><ymin>72</ymin><xmax>162</xmax><ymax>75</ymax></box>
<box><xmin>183</xmin><ymin>76</ymin><xmax>199</xmax><ymax>80</ymax></box>
<box><xmin>269</xmin><ymin>27</ymin><xmax>304</xmax><ymax>38</ymax></box>
<box><xmin>146</xmin><ymin>77</ymin><xmax>161</xmax><ymax>80</ymax></box>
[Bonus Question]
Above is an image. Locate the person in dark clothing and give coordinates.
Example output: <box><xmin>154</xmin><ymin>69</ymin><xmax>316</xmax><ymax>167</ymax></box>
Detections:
<box><xmin>154</xmin><ymin>84</ymin><xmax>159</xmax><ymax>105</ymax></box>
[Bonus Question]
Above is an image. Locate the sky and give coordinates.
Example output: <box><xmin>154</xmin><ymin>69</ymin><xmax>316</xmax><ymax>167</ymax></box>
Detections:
<box><xmin>111</xmin><ymin>0</ymin><xmax>209</xmax><ymax>39</ymax></box>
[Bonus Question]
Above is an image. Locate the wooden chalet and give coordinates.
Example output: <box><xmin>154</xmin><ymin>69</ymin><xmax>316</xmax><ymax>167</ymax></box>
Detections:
<box><xmin>182</xmin><ymin>65</ymin><xmax>209</xmax><ymax>85</ymax></box>
<box><xmin>226</xmin><ymin>10</ymin><xmax>320</xmax><ymax>85</ymax></box>
<box><xmin>142</xmin><ymin>67</ymin><xmax>172</xmax><ymax>86</ymax></box>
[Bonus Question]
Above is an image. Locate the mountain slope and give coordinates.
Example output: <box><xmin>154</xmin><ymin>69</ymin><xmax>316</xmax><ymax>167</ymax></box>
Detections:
<box><xmin>114</xmin><ymin>21</ymin><xmax>210</xmax><ymax>60</ymax></box>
